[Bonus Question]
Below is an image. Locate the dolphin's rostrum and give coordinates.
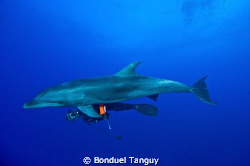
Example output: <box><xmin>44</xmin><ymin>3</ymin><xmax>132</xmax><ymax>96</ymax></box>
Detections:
<box><xmin>24</xmin><ymin>61</ymin><xmax>217</xmax><ymax>117</ymax></box>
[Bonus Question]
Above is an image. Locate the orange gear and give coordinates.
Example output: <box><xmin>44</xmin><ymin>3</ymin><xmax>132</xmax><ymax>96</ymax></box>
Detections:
<box><xmin>99</xmin><ymin>104</ymin><xmax>107</xmax><ymax>115</ymax></box>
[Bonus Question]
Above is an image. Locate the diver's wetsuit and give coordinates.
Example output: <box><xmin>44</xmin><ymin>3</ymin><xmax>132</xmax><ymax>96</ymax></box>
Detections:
<box><xmin>92</xmin><ymin>103</ymin><xmax>134</xmax><ymax>112</ymax></box>
<box><xmin>67</xmin><ymin>103</ymin><xmax>134</xmax><ymax>123</ymax></box>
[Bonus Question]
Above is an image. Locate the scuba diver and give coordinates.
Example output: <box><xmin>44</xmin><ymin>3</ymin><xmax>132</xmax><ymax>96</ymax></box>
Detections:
<box><xmin>66</xmin><ymin>102</ymin><xmax>158</xmax><ymax>123</ymax></box>
<box><xmin>66</xmin><ymin>103</ymin><xmax>158</xmax><ymax>140</ymax></box>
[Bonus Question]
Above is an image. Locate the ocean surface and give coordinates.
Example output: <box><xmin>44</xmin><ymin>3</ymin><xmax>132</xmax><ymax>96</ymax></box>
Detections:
<box><xmin>1</xmin><ymin>0</ymin><xmax>250</xmax><ymax>166</ymax></box>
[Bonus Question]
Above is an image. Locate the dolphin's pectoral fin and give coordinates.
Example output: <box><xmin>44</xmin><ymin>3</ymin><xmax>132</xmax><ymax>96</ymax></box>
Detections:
<box><xmin>78</xmin><ymin>105</ymin><xmax>102</xmax><ymax>118</ymax></box>
<box><xmin>148</xmin><ymin>94</ymin><xmax>159</xmax><ymax>102</ymax></box>
<box><xmin>133</xmin><ymin>104</ymin><xmax>158</xmax><ymax>116</ymax></box>
<box><xmin>115</xmin><ymin>61</ymin><xmax>141</xmax><ymax>77</ymax></box>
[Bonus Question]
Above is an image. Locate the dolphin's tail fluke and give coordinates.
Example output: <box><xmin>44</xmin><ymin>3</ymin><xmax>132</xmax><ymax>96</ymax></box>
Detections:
<box><xmin>190</xmin><ymin>76</ymin><xmax>218</xmax><ymax>105</ymax></box>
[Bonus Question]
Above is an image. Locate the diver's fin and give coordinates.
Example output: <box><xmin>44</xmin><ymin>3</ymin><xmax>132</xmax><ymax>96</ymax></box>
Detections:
<box><xmin>148</xmin><ymin>94</ymin><xmax>159</xmax><ymax>101</ymax></box>
<box><xmin>190</xmin><ymin>76</ymin><xmax>218</xmax><ymax>105</ymax></box>
<box><xmin>78</xmin><ymin>105</ymin><xmax>102</xmax><ymax>118</ymax></box>
<box><xmin>115</xmin><ymin>61</ymin><xmax>141</xmax><ymax>77</ymax></box>
<box><xmin>133</xmin><ymin>104</ymin><xmax>158</xmax><ymax>116</ymax></box>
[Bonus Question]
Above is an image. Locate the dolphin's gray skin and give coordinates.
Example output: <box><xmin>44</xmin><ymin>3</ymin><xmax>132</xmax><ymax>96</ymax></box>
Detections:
<box><xmin>24</xmin><ymin>61</ymin><xmax>217</xmax><ymax>117</ymax></box>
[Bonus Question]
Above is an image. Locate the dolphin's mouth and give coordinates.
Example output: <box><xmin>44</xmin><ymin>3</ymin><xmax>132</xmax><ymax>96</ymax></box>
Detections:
<box><xmin>23</xmin><ymin>100</ymin><xmax>40</xmax><ymax>108</ymax></box>
<box><xmin>23</xmin><ymin>99</ymin><xmax>64</xmax><ymax>108</ymax></box>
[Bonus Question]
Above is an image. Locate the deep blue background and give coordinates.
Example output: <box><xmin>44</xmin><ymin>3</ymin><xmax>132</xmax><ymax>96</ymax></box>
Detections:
<box><xmin>1</xmin><ymin>0</ymin><xmax>250</xmax><ymax>166</ymax></box>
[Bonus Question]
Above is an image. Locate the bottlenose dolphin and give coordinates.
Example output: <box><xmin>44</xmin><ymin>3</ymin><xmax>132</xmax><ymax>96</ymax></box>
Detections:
<box><xmin>24</xmin><ymin>61</ymin><xmax>217</xmax><ymax>117</ymax></box>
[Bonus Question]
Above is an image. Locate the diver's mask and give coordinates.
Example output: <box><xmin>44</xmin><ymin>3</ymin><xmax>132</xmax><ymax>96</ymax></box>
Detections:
<box><xmin>66</xmin><ymin>110</ymin><xmax>80</xmax><ymax>121</ymax></box>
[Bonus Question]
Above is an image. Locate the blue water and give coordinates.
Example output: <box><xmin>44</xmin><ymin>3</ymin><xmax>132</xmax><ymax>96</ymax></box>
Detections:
<box><xmin>1</xmin><ymin>0</ymin><xmax>250</xmax><ymax>165</ymax></box>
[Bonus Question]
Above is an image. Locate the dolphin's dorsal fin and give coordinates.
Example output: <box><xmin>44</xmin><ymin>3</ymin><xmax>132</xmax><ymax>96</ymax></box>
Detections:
<box><xmin>115</xmin><ymin>61</ymin><xmax>141</xmax><ymax>77</ymax></box>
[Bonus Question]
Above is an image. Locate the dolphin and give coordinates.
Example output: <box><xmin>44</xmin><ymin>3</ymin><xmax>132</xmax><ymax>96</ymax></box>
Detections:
<box><xmin>24</xmin><ymin>61</ymin><xmax>217</xmax><ymax>117</ymax></box>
